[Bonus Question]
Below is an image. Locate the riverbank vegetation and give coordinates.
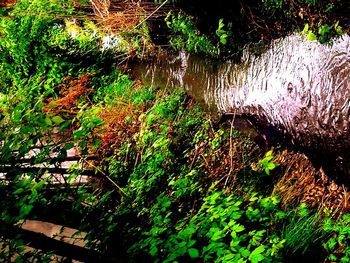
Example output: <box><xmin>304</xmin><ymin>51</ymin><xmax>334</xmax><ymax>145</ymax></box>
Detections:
<box><xmin>164</xmin><ymin>0</ymin><xmax>349</xmax><ymax>56</ymax></box>
<box><xmin>1</xmin><ymin>0</ymin><xmax>350</xmax><ymax>262</ymax></box>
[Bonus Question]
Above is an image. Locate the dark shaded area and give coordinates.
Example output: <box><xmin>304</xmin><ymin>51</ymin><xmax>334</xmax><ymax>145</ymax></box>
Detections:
<box><xmin>148</xmin><ymin>0</ymin><xmax>350</xmax><ymax>57</ymax></box>
<box><xmin>243</xmin><ymin>113</ymin><xmax>350</xmax><ymax>185</ymax></box>
<box><xmin>0</xmin><ymin>223</ymin><xmax>104</xmax><ymax>262</ymax></box>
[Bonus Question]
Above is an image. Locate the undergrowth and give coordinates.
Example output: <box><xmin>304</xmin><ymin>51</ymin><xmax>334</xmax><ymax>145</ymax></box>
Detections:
<box><xmin>1</xmin><ymin>0</ymin><xmax>350</xmax><ymax>262</ymax></box>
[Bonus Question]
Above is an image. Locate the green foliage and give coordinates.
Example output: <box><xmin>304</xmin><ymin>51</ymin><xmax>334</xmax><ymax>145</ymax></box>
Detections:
<box><xmin>0</xmin><ymin>0</ymin><xmax>135</xmax><ymax>258</ymax></box>
<box><xmin>165</xmin><ymin>11</ymin><xmax>219</xmax><ymax>55</ymax></box>
<box><xmin>2</xmin><ymin>0</ymin><xmax>349</xmax><ymax>261</ymax></box>
<box><xmin>0</xmin><ymin>177</ymin><xmax>48</xmax><ymax>224</ymax></box>
<box><xmin>129</xmin><ymin>188</ymin><xmax>285</xmax><ymax>262</ymax></box>
<box><xmin>281</xmin><ymin>204</ymin><xmax>325</xmax><ymax>256</ymax></box>
<box><xmin>301</xmin><ymin>21</ymin><xmax>343</xmax><ymax>43</ymax></box>
<box><xmin>262</xmin><ymin>0</ymin><xmax>284</xmax><ymax>11</ymax></box>
<box><xmin>100</xmin><ymin>91</ymin><xmax>287</xmax><ymax>262</ymax></box>
<box><xmin>73</xmin><ymin>106</ymin><xmax>104</xmax><ymax>154</ymax></box>
<box><xmin>0</xmin><ymin>236</ymin><xmax>56</xmax><ymax>262</ymax></box>
<box><xmin>258</xmin><ymin>150</ymin><xmax>279</xmax><ymax>175</ymax></box>
<box><xmin>296</xmin><ymin>0</ymin><xmax>318</xmax><ymax>6</ymax></box>
<box><xmin>93</xmin><ymin>71</ymin><xmax>155</xmax><ymax>106</ymax></box>
<box><xmin>323</xmin><ymin>214</ymin><xmax>350</xmax><ymax>262</ymax></box>
<box><xmin>0</xmin><ymin>0</ymin><xmax>79</xmax><ymax>90</ymax></box>
<box><xmin>215</xmin><ymin>18</ymin><xmax>233</xmax><ymax>45</ymax></box>
<box><xmin>262</xmin><ymin>0</ymin><xmax>319</xmax><ymax>12</ymax></box>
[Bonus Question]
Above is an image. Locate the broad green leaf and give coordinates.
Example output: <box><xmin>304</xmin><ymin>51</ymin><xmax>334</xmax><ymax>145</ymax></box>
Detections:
<box><xmin>240</xmin><ymin>248</ymin><xmax>250</xmax><ymax>258</ymax></box>
<box><xmin>45</xmin><ymin>116</ymin><xmax>52</xmax><ymax>126</ymax></box>
<box><xmin>249</xmin><ymin>245</ymin><xmax>266</xmax><ymax>263</ymax></box>
<box><xmin>52</xmin><ymin>115</ymin><xmax>65</xmax><ymax>125</ymax></box>
<box><xmin>150</xmin><ymin>246</ymin><xmax>158</xmax><ymax>256</ymax></box>
<box><xmin>20</xmin><ymin>126</ymin><xmax>35</xmax><ymax>135</ymax></box>
<box><xmin>188</xmin><ymin>248</ymin><xmax>199</xmax><ymax>258</ymax></box>
<box><xmin>220</xmin><ymin>35</ymin><xmax>228</xmax><ymax>45</ymax></box>
<box><xmin>63</xmin><ymin>142</ymin><xmax>74</xmax><ymax>150</ymax></box>
<box><xmin>19</xmin><ymin>204</ymin><xmax>33</xmax><ymax>217</ymax></box>
<box><xmin>307</xmin><ymin>31</ymin><xmax>317</xmax><ymax>41</ymax></box>
<box><xmin>222</xmin><ymin>253</ymin><xmax>235</xmax><ymax>262</ymax></box>
<box><xmin>318</xmin><ymin>24</ymin><xmax>330</xmax><ymax>36</ymax></box>
<box><xmin>13</xmin><ymin>188</ymin><xmax>25</xmax><ymax>195</ymax></box>
<box><xmin>267</xmin><ymin>162</ymin><xmax>276</xmax><ymax>170</ymax></box>
<box><xmin>232</xmin><ymin>224</ymin><xmax>245</xmax><ymax>233</ymax></box>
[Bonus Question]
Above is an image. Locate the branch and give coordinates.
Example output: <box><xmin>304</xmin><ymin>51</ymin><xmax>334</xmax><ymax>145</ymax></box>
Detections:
<box><xmin>0</xmin><ymin>223</ymin><xmax>104</xmax><ymax>262</ymax></box>
<box><xmin>0</xmin><ymin>166</ymin><xmax>100</xmax><ymax>177</ymax></box>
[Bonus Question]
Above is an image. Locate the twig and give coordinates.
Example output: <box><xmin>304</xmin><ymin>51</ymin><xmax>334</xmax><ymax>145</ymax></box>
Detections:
<box><xmin>225</xmin><ymin>115</ymin><xmax>236</xmax><ymax>188</ymax></box>
<box><xmin>133</xmin><ymin>0</ymin><xmax>169</xmax><ymax>29</ymax></box>
<box><xmin>85</xmin><ymin>160</ymin><xmax>126</xmax><ymax>197</ymax></box>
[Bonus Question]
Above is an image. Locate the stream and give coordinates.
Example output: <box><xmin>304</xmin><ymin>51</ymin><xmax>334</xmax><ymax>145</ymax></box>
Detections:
<box><xmin>131</xmin><ymin>33</ymin><xmax>350</xmax><ymax>178</ymax></box>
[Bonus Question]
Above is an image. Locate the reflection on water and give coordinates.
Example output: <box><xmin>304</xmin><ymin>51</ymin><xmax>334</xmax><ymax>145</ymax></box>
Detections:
<box><xmin>131</xmin><ymin>33</ymin><xmax>350</xmax><ymax>176</ymax></box>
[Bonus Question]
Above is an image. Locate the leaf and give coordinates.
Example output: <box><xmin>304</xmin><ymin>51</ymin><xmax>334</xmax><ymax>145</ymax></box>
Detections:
<box><xmin>188</xmin><ymin>239</ymin><xmax>196</xmax><ymax>247</ymax></box>
<box><xmin>211</xmin><ymin>229</ymin><xmax>224</xmax><ymax>241</ymax></box>
<box><xmin>230</xmin><ymin>240</ymin><xmax>240</xmax><ymax>251</ymax></box>
<box><xmin>19</xmin><ymin>204</ymin><xmax>33</xmax><ymax>217</ymax></box>
<box><xmin>301</xmin><ymin>23</ymin><xmax>309</xmax><ymax>35</ymax></box>
<box><xmin>240</xmin><ymin>248</ymin><xmax>250</xmax><ymax>258</ymax></box>
<box><xmin>220</xmin><ymin>35</ymin><xmax>228</xmax><ymax>45</ymax></box>
<box><xmin>249</xmin><ymin>245</ymin><xmax>265</xmax><ymax>263</ymax></box>
<box><xmin>188</xmin><ymin>248</ymin><xmax>199</xmax><ymax>258</ymax></box>
<box><xmin>52</xmin><ymin>115</ymin><xmax>65</xmax><ymax>125</ymax></box>
<box><xmin>307</xmin><ymin>31</ymin><xmax>317</xmax><ymax>41</ymax></box>
<box><xmin>13</xmin><ymin>188</ymin><xmax>25</xmax><ymax>195</ymax></box>
<box><xmin>63</xmin><ymin>142</ymin><xmax>74</xmax><ymax>150</ymax></box>
<box><xmin>326</xmin><ymin>237</ymin><xmax>337</xmax><ymax>250</ymax></box>
<box><xmin>267</xmin><ymin>162</ymin><xmax>276</xmax><ymax>170</ymax></box>
<box><xmin>328</xmin><ymin>254</ymin><xmax>338</xmax><ymax>261</ymax></box>
<box><xmin>232</xmin><ymin>224</ymin><xmax>245</xmax><ymax>233</ymax></box>
<box><xmin>335</xmin><ymin>22</ymin><xmax>343</xmax><ymax>35</ymax></box>
<box><xmin>222</xmin><ymin>253</ymin><xmax>235</xmax><ymax>261</ymax></box>
<box><xmin>20</xmin><ymin>126</ymin><xmax>35</xmax><ymax>135</ymax></box>
<box><xmin>73</xmin><ymin>129</ymin><xmax>84</xmax><ymax>140</ymax></box>
<box><xmin>265</xmin><ymin>150</ymin><xmax>273</xmax><ymax>157</ymax></box>
<box><xmin>45</xmin><ymin>116</ymin><xmax>52</xmax><ymax>126</ymax></box>
<box><xmin>150</xmin><ymin>246</ymin><xmax>158</xmax><ymax>256</ymax></box>
<box><xmin>318</xmin><ymin>24</ymin><xmax>330</xmax><ymax>36</ymax></box>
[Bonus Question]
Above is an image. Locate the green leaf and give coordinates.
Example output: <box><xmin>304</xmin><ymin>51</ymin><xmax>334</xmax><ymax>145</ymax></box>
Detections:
<box><xmin>328</xmin><ymin>254</ymin><xmax>338</xmax><ymax>261</ymax></box>
<box><xmin>188</xmin><ymin>248</ymin><xmax>199</xmax><ymax>258</ymax></box>
<box><xmin>307</xmin><ymin>31</ymin><xmax>317</xmax><ymax>41</ymax></box>
<box><xmin>73</xmin><ymin>129</ymin><xmax>84</xmax><ymax>140</ymax></box>
<box><xmin>249</xmin><ymin>245</ymin><xmax>265</xmax><ymax>263</ymax></box>
<box><xmin>240</xmin><ymin>248</ymin><xmax>250</xmax><ymax>258</ymax></box>
<box><xmin>233</xmin><ymin>224</ymin><xmax>245</xmax><ymax>233</ymax></box>
<box><xmin>63</xmin><ymin>142</ymin><xmax>74</xmax><ymax>150</ymax></box>
<box><xmin>326</xmin><ymin>237</ymin><xmax>337</xmax><ymax>250</ymax></box>
<box><xmin>334</xmin><ymin>22</ymin><xmax>343</xmax><ymax>35</ymax></box>
<box><xmin>45</xmin><ymin>116</ymin><xmax>52</xmax><ymax>126</ymax></box>
<box><xmin>52</xmin><ymin>115</ymin><xmax>65</xmax><ymax>125</ymax></box>
<box><xmin>222</xmin><ymin>253</ymin><xmax>235</xmax><ymax>262</ymax></box>
<box><xmin>318</xmin><ymin>24</ymin><xmax>330</xmax><ymax>36</ymax></box>
<box><xmin>20</xmin><ymin>126</ymin><xmax>35</xmax><ymax>135</ymax></box>
<box><xmin>150</xmin><ymin>246</ymin><xmax>158</xmax><ymax>256</ymax></box>
<box><xmin>211</xmin><ymin>229</ymin><xmax>224</xmax><ymax>241</ymax></box>
<box><xmin>301</xmin><ymin>24</ymin><xmax>309</xmax><ymax>35</ymax></box>
<box><xmin>13</xmin><ymin>188</ymin><xmax>25</xmax><ymax>195</ymax></box>
<box><xmin>266</xmin><ymin>162</ymin><xmax>276</xmax><ymax>170</ymax></box>
<box><xmin>220</xmin><ymin>35</ymin><xmax>228</xmax><ymax>45</ymax></box>
<box><xmin>19</xmin><ymin>204</ymin><xmax>33</xmax><ymax>218</ymax></box>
